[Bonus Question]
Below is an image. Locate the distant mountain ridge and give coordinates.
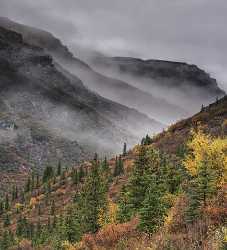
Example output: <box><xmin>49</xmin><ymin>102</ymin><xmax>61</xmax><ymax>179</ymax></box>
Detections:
<box><xmin>0</xmin><ymin>17</ymin><xmax>190</xmax><ymax>124</ymax></box>
<box><xmin>91</xmin><ymin>56</ymin><xmax>225</xmax><ymax>115</ymax></box>
<box><xmin>0</xmin><ymin>25</ymin><xmax>161</xmax><ymax>171</ymax></box>
<box><xmin>0</xmin><ymin>17</ymin><xmax>224</xmax><ymax>122</ymax></box>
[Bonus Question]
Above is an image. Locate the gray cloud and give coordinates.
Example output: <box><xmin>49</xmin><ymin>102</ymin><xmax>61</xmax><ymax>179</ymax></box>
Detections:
<box><xmin>0</xmin><ymin>0</ymin><xmax>227</xmax><ymax>91</ymax></box>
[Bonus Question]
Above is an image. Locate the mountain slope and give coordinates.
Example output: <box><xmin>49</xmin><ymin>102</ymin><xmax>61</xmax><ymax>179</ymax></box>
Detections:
<box><xmin>91</xmin><ymin>56</ymin><xmax>225</xmax><ymax>115</ymax></box>
<box><xmin>0</xmin><ymin>26</ymin><xmax>161</xmax><ymax>171</ymax></box>
<box><xmin>0</xmin><ymin>96</ymin><xmax>226</xmax><ymax>249</ymax></box>
<box><xmin>0</xmin><ymin>17</ymin><xmax>188</xmax><ymax>124</ymax></box>
<box><xmin>152</xmin><ymin>95</ymin><xmax>227</xmax><ymax>154</ymax></box>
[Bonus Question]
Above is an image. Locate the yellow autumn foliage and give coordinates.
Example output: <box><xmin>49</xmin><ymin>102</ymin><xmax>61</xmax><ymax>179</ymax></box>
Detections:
<box><xmin>15</xmin><ymin>202</ymin><xmax>23</xmax><ymax>211</ymax></box>
<box><xmin>98</xmin><ymin>199</ymin><xmax>118</xmax><ymax>228</ymax></box>
<box><xmin>184</xmin><ymin>130</ymin><xmax>227</xmax><ymax>187</ymax></box>
<box><xmin>61</xmin><ymin>240</ymin><xmax>77</xmax><ymax>250</ymax></box>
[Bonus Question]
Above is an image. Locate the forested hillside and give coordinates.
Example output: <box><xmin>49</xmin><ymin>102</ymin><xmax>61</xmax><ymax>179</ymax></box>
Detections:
<box><xmin>0</xmin><ymin>96</ymin><xmax>226</xmax><ymax>250</ymax></box>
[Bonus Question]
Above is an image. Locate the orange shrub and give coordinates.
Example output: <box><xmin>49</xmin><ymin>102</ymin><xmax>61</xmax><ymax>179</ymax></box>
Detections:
<box><xmin>81</xmin><ymin>217</ymin><xmax>138</xmax><ymax>249</ymax></box>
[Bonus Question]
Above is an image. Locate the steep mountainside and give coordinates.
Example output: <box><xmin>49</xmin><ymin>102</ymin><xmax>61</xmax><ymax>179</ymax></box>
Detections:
<box><xmin>0</xmin><ymin>96</ymin><xmax>226</xmax><ymax>249</ymax></box>
<box><xmin>152</xmin><ymin>95</ymin><xmax>227</xmax><ymax>154</ymax></box>
<box><xmin>0</xmin><ymin>17</ymin><xmax>189</xmax><ymax>124</ymax></box>
<box><xmin>0</xmin><ymin>26</ymin><xmax>161</xmax><ymax>172</ymax></box>
<box><xmin>91</xmin><ymin>56</ymin><xmax>225</xmax><ymax>115</ymax></box>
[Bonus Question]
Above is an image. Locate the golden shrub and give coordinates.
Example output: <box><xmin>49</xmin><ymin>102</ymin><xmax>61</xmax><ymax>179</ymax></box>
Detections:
<box><xmin>184</xmin><ymin>129</ymin><xmax>227</xmax><ymax>187</ymax></box>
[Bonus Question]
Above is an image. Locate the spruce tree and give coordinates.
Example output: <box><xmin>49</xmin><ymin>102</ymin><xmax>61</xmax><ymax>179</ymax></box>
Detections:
<box><xmin>31</xmin><ymin>172</ymin><xmax>35</xmax><ymax>190</ymax></box>
<box><xmin>0</xmin><ymin>200</ymin><xmax>4</xmax><ymax>215</ymax></box>
<box><xmin>123</xmin><ymin>142</ymin><xmax>127</xmax><ymax>156</ymax></box>
<box><xmin>38</xmin><ymin>204</ymin><xmax>42</xmax><ymax>216</ymax></box>
<box><xmin>186</xmin><ymin>180</ymin><xmax>201</xmax><ymax>223</ymax></box>
<box><xmin>72</xmin><ymin>169</ymin><xmax>79</xmax><ymax>185</ymax></box>
<box><xmin>57</xmin><ymin>160</ymin><xmax>62</xmax><ymax>176</ymax></box>
<box><xmin>186</xmin><ymin>157</ymin><xmax>216</xmax><ymax>223</ymax></box>
<box><xmin>138</xmin><ymin>180</ymin><xmax>166</xmax><ymax>233</ymax></box>
<box><xmin>51</xmin><ymin>200</ymin><xmax>55</xmax><ymax>216</ymax></box>
<box><xmin>164</xmin><ymin>162</ymin><xmax>181</xmax><ymax>194</ymax></box>
<box><xmin>113</xmin><ymin>156</ymin><xmax>119</xmax><ymax>177</ymax></box>
<box><xmin>4</xmin><ymin>194</ymin><xmax>9</xmax><ymax>210</ymax></box>
<box><xmin>101</xmin><ymin>156</ymin><xmax>112</xmax><ymax>184</ymax></box>
<box><xmin>141</xmin><ymin>134</ymin><xmax>153</xmax><ymax>145</ymax></box>
<box><xmin>118</xmin><ymin>155</ymin><xmax>124</xmax><ymax>175</ymax></box>
<box><xmin>25</xmin><ymin>177</ymin><xmax>31</xmax><ymax>192</ymax></box>
<box><xmin>4</xmin><ymin>213</ymin><xmax>11</xmax><ymax>227</ymax></box>
<box><xmin>78</xmin><ymin>158</ymin><xmax>107</xmax><ymax>233</ymax></box>
<box><xmin>127</xmin><ymin>146</ymin><xmax>149</xmax><ymax>210</ymax></box>
<box><xmin>101</xmin><ymin>156</ymin><xmax>109</xmax><ymax>172</ymax></box>
<box><xmin>36</xmin><ymin>174</ymin><xmax>40</xmax><ymax>188</ymax></box>
<box><xmin>78</xmin><ymin>166</ymin><xmax>85</xmax><ymax>182</ymax></box>
<box><xmin>0</xmin><ymin>230</ymin><xmax>11</xmax><ymax>249</ymax></box>
<box><xmin>16</xmin><ymin>215</ymin><xmax>26</xmax><ymax>237</ymax></box>
<box><xmin>43</xmin><ymin>166</ymin><xmax>54</xmax><ymax>183</ymax></box>
<box><xmin>117</xmin><ymin>185</ymin><xmax>132</xmax><ymax>223</ymax></box>
<box><xmin>196</xmin><ymin>158</ymin><xmax>215</xmax><ymax>206</ymax></box>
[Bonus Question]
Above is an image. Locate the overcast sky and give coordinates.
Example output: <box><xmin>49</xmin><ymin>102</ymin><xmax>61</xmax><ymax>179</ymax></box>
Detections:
<box><xmin>1</xmin><ymin>0</ymin><xmax>227</xmax><ymax>91</ymax></box>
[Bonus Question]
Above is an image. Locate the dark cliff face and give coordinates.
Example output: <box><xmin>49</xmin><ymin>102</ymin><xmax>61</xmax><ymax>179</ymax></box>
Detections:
<box><xmin>0</xmin><ymin>26</ymin><xmax>161</xmax><ymax>171</ymax></box>
<box><xmin>92</xmin><ymin>57</ymin><xmax>221</xmax><ymax>89</ymax></box>
<box><xmin>91</xmin><ymin>56</ymin><xmax>225</xmax><ymax>114</ymax></box>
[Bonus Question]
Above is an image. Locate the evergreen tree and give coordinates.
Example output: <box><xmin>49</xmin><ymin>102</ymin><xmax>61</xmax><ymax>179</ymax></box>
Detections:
<box><xmin>16</xmin><ymin>215</ymin><xmax>27</xmax><ymax>237</ymax></box>
<box><xmin>117</xmin><ymin>185</ymin><xmax>132</xmax><ymax>223</ymax></box>
<box><xmin>4</xmin><ymin>194</ymin><xmax>9</xmax><ymax>210</ymax></box>
<box><xmin>36</xmin><ymin>174</ymin><xmax>40</xmax><ymax>188</ymax></box>
<box><xmin>0</xmin><ymin>200</ymin><xmax>4</xmax><ymax>215</ymax></box>
<box><xmin>121</xmin><ymin>146</ymin><xmax>164</xmax><ymax>218</ymax></box>
<box><xmin>164</xmin><ymin>161</ymin><xmax>181</xmax><ymax>194</ymax></box>
<box><xmin>113</xmin><ymin>155</ymin><xmax>124</xmax><ymax>177</ymax></box>
<box><xmin>186</xmin><ymin>180</ymin><xmax>201</xmax><ymax>223</ymax></box>
<box><xmin>118</xmin><ymin>155</ymin><xmax>124</xmax><ymax>175</ymax></box>
<box><xmin>138</xmin><ymin>180</ymin><xmax>166</xmax><ymax>233</ymax></box>
<box><xmin>196</xmin><ymin>157</ymin><xmax>215</xmax><ymax>206</ymax></box>
<box><xmin>78</xmin><ymin>159</ymin><xmax>107</xmax><ymax>233</ymax></box>
<box><xmin>0</xmin><ymin>230</ymin><xmax>12</xmax><ymax>250</ymax></box>
<box><xmin>31</xmin><ymin>171</ymin><xmax>35</xmax><ymax>190</ymax></box>
<box><xmin>25</xmin><ymin>177</ymin><xmax>31</xmax><ymax>192</ymax></box>
<box><xmin>101</xmin><ymin>156</ymin><xmax>112</xmax><ymax>184</ymax></box>
<box><xmin>141</xmin><ymin>134</ymin><xmax>153</xmax><ymax>145</ymax></box>
<box><xmin>57</xmin><ymin>160</ymin><xmax>62</xmax><ymax>176</ymax></box>
<box><xmin>113</xmin><ymin>156</ymin><xmax>119</xmax><ymax>177</ymax></box>
<box><xmin>123</xmin><ymin>142</ymin><xmax>127</xmax><ymax>156</ymax></box>
<box><xmin>127</xmin><ymin>146</ymin><xmax>149</xmax><ymax>210</ymax></box>
<box><xmin>11</xmin><ymin>185</ymin><xmax>18</xmax><ymax>201</ymax></box>
<box><xmin>72</xmin><ymin>169</ymin><xmax>79</xmax><ymax>185</ymax></box>
<box><xmin>47</xmin><ymin>217</ymin><xmax>52</xmax><ymax>232</ymax></box>
<box><xmin>63</xmin><ymin>210</ymin><xmax>82</xmax><ymax>243</ymax></box>
<box><xmin>35</xmin><ymin>219</ymin><xmax>42</xmax><ymax>239</ymax></box>
<box><xmin>51</xmin><ymin>200</ymin><xmax>55</xmax><ymax>216</ymax></box>
<box><xmin>43</xmin><ymin>166</ymin><xmax>54</xmax><ymax>183</ymax></box>
<box><xmin>20</xmin><ymin>190</ymin><xmax>25</xmax><ymax>204</ymax></box>
<box><xmin>78</xmin><ymin>166</ymin><xmax>85</xmax><ymax>182</ymax></box>
<box><xmin>38</xmin><ymin>204</ymin><xmax>42</xmax><ymax>216</ymax></box>
<box><xmin>47</xmin><ymin>181</ymin><xmax>52</xmax><ymax>194</ymax></box>
<box><xmin>201</xmin><ymin>104</ymin><xmax>204</xmax><ymax>112</ymax></box>
<box><xmin>101</xmin><ymin>156</ymin><xmax>109</xmax><ymax>172</ymax></box>
<box><xmin>4</xmin><ymin>213</ymin><xmax>11</xmax><ymax>227</ymax></box>
<box><xmin>15</xmin><ymin>185</ymin><xmax>18</xmax><ymax>199</ymax></box>
<box><xmin>186</xmin><ymin>157</ymin><xmax>216</xmax><ymax>223</ymax></box>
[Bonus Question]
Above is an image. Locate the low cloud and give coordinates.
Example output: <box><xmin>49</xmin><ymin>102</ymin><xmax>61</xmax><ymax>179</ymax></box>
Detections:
<box><xmin>0</xmin><ymin>0</ymin><xmax>227</xmax><ymax>91</ymax></box>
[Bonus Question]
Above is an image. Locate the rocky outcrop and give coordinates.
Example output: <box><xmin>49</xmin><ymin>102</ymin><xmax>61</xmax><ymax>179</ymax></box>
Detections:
<box><xmin>91</xmin><ymin>56</ymin><xmax>225</xmax><ymax>114</ymax></box>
